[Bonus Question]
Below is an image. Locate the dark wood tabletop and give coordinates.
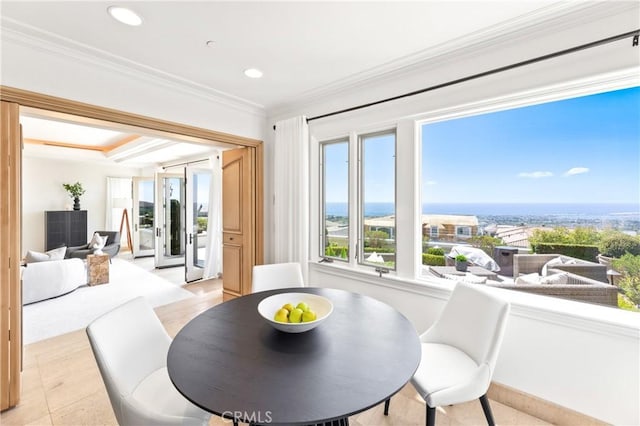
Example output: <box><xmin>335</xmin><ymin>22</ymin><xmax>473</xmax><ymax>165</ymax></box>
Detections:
<box><xmin>167</xmin><ymin>287</ymin><xmax>421</xmax><ymax>425</ymax></box>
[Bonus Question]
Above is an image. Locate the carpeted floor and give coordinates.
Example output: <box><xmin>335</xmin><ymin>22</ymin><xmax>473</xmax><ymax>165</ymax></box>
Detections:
<box><xmin>22</xmin><ymin>258</ymin><xmax>194</xmax><ymax>344</ymax></box>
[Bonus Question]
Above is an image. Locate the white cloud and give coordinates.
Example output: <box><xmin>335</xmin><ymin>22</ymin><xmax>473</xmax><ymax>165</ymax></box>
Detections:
<box><xmin>425</xmin><ymin>180</ymin><xmax>437</xmax><ymax>186</ymax></box>
<box><xmin>564</xmin><ymin>167</ymin><xmax>590</xmax><ymax>176</ymax></box>
<box><xmin>518</xmin><ymin>171</ymin><xmax>553</xmax><ymax>178</ymax></box>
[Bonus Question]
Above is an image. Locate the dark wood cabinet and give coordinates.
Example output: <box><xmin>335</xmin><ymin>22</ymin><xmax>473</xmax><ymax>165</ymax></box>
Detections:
<box><xmin>45</xmin><ymin>210</ymin><xmax>88</xmax><ymax>251</ymax></box>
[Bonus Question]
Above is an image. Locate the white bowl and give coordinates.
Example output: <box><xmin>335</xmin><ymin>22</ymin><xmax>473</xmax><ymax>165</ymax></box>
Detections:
<box><xmin>257</xmin><ymin>292</ymin><xmax>333</xmax><ymax>333</ymax></box>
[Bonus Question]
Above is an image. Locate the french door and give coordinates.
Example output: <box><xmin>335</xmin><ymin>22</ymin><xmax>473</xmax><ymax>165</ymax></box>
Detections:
<box><xmin>132</xmin><ymin>177</ymin><xmax>155</xmax><ymax>258</ymax></box>
<box><xmin>185</xmin><ymin>166</ymin><xmax>212</xmax><ymax>282</ymax></box>
<box><xmin>155</xmin><ymin>172</ymin><xmax>185</xmax><ymax>268</ymax></box>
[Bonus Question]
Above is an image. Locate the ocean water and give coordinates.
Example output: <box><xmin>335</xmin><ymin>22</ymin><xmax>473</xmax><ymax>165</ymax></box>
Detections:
<box><xmin>325</xmin><ymin>202</ymin><xmax>640</xmax><ymax>229</ymax></box>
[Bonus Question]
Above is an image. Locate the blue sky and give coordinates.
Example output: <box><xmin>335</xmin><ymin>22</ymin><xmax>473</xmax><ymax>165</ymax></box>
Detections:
<box><xmin>422</xmin><ymin>86</ymin><xmax>640</xmax><ymax>204</ymax></box>
<box><xmin>324</xmin><ymin>87</ymin><xmax>640</xmax><ymax>206</ymax></box>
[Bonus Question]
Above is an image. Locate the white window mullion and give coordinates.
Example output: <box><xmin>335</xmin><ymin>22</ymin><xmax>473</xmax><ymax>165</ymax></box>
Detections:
<box><xmin>395</xmin><ymin>119</ymin><xmax>421</xmax><ymax>280</ymax></box>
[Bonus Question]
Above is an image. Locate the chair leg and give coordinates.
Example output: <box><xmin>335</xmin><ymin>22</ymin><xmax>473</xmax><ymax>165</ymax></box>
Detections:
<box><xmin>384</xmin><ymin>398</ymin><xmax>390</xmax><ymax>415</ymax></box>
<box><xmin>479</xmin><ymin>394</ymin><xmax>496</xmax><ymax>426</ymax></box>
<box><xmin>426</xmin><ymin>405</ymin><xmax>436</xmax><ymax>426</ymax></box>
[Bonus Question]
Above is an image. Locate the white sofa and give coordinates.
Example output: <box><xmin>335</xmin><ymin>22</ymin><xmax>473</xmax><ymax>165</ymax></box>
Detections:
<box><xmin>21</xmin><ymin>258</ymin><xmax>87</xmax><ymax>304</ymax></box>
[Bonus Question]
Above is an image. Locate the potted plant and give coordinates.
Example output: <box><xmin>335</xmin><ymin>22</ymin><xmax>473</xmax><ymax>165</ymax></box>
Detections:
<box><xmin>455</xmin><ymin>254</ymin><xmax>468</xmax><ymax>272</ymax></box>
<box><xmin>62</xmin><ymin>182</ymin><xmax>86</xmax><ymax>210</ymax></box>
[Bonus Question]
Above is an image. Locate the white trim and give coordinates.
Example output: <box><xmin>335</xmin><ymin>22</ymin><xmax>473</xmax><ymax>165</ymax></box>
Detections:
<box><xmin>269</xmin><ymin>1</ymin><xmax>638</xmax><ymax>118</ymax></box>
<box><xmin>1</xmin><ymin>18</ymin><xmax>266</xmax><ymax>118</ymax></box>
<box><xmin>415</xmin><ymin>67</ymin><xmax>640</xmax><ymax>125</ymax></box>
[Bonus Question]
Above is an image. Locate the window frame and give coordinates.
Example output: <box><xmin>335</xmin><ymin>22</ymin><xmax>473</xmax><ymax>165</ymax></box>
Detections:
<box><xmin>319</xmin><ymin>138</ymin><xmax>350</xmax><ymax>262</ymax></box>
<box><xmin>357</xmin><ymin>129</ymin><xmax>398</xmax><ymax>270</ymax></box>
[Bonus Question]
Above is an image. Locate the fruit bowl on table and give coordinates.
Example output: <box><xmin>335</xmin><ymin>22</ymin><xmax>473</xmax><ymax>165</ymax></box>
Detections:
<box><xmin>257</xmin><ymin>292</ymin><xmax>333</xmax><ymax>333</ymax></box>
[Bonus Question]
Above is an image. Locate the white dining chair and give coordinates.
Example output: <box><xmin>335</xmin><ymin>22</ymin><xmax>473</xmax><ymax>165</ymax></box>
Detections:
<box><xmin>384</xmin><ymin>282</ymin><xmax>510</xmax><ymax>426</ymax></box>
<box><xmin>252</xmin><ymin>262</ymin><xmax>304</xmax><ymax>292</ymax></box>
<box><xmin>86</xmin><ymin>297</ymin><xmax>214</xmax><ymax>426</ymax></box>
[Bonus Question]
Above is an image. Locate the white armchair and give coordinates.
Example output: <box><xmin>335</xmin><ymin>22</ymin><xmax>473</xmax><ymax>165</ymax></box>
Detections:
<box><xmin>385</xmin><ymin>283</ymin><xmax>510</xmax><ymax>426</ymax></box>
<box><xmin>86</xmin><ymin>297</ymin><xmax>212</xmax><ymax>426</ymax></box>
<box><xmin>252</xmin><ymin>262</ymin><xmax>304</xmax><ymax>293</ymax></box>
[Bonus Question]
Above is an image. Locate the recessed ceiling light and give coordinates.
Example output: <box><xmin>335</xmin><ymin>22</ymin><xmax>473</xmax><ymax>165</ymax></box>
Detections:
<box><xmin>107</xmin><ymin>6</ymin><xmax>143</xmax><ymax>26</ymax></box>
<box><xmin>244</xmin><ymin>68</ymin><xmax>263</xmax><ymax>79</ymax></box>
<box><xmin>206</xmin><ymin>40</ymin><xmax>216</xmax><ymax>48</ymax></box>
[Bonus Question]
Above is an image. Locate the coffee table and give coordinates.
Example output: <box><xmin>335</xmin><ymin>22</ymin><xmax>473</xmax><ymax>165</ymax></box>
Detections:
<box><xmin>167</xmin><ymin>287</ymin><xmax>421</xmax><ymax>425</ymax></box>
<box><xmin>429</xmin><ymin>265</ymin><xmax>498</xmax><ymax>280</ymax></box>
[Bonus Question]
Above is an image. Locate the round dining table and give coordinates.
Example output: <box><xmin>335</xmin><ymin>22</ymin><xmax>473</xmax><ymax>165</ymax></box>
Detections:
<box><xmin>167</xmin><ymin>287</ymin><xmax>421</xmax><ymax>425</ymax></box>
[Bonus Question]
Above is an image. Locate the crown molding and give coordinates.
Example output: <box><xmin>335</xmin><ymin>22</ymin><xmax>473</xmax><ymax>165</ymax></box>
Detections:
<box><xmin>269</xmin><ymin>1</ymin><xmax>639</xmax><ymax>118</ymax></box>
<box><xmin>1</xmin><ymin>17</ymin><xmax>267</xmax><ymax>118</ymax></box>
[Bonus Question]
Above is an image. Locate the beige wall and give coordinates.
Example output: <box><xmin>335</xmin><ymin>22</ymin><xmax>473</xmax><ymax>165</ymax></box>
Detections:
<box><xmin>22</xmin><ymin>155</ymin><xmax>141</xmax><ymax>254</ymax></box>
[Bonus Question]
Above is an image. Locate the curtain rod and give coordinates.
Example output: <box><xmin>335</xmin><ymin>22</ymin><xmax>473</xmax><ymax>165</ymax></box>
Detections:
<box><xmin>273</xmin><ymin>29</ymin><xmax>639</xmax><ymax>130</ymax></box>
<box><xmin>162</xmin><ymin>157</ymin><xmax>216</xmax><ymax>169</ymax></box>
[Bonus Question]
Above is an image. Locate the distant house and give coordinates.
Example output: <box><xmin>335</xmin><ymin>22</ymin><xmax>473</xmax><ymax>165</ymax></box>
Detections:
<box><xmin>421</xmin><ymin>214</ymin><xmax>479</xmax><ymax>240</ymax></box>
<box><xmin>363</xmin><ymin>215</ymin><xmax>396</xmax><ymax>238</ymax></box>
<box><xmin>363</xmin><ymin>214</ymin><xmax>479</xmax><ymax>241</ymax></box>
<box><xmin>495</xmin><ymin>225</ymin><xmax>545</xmax><ymax>248</ymax></box>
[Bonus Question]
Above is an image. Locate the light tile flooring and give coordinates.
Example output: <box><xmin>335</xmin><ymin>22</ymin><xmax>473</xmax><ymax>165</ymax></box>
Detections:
<box><xmin>1</xmin><ymin>257</ymin><xmax>552</xmax><ymax>426</ymax></box>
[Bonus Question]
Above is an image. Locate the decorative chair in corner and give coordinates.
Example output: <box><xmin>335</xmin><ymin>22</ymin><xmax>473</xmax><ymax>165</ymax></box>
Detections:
<box><xmin>385</xmin><ymin>282</ymin><xmax>511</xmax><ymax>426</ymax></box>
<box><xmin>252</xmin><ymin>262</ymin><xmax>304</xmax><ymax>292</ymax></box>
<box><xmin>86</xmin><ymin>297</ymin><xmax>214</xmax><ymax>426</ymax></box>
<box><xmin>66</xmin><ymin>231</ymin><xmax>121</xmax><ymax>262</ymax></box>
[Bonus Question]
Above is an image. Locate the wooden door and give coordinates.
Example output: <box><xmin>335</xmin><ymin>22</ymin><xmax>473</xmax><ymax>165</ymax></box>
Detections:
<box><xmin>0</xmin><ymin>101</ymin><xmax>22</xmax><ymax>410</ymax></box>
<box><xmin>222</xmin><ymin>147</ymin><xmax>255</xmax><ymax>300</ymax></box>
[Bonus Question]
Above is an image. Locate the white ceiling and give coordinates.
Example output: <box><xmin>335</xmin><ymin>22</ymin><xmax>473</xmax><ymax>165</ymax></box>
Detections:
<box><xmin>1</xmin><ymin>1</ymin><xmax>561</xmax><ymax>110</ymax></box>
<box><xmin>2</xmin><ymin>0</ymin><xmax>564</xmax><ymax>166</ymax></box>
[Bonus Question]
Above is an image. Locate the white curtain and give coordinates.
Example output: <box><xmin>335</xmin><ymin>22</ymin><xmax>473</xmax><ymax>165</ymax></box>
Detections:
<box><xmin>273</xmin><ymin>116</ymin><xmax>309</xmax><ymax>282</ymax></box>
<box><xmin>203</xmin><ymin>154</ymin><xmax>223</xmax><ymax>279</ymax></box>
<box><xmin>105</xmin><ymin>177</ymin><xmax>132</xmax><ymax>232</ymax></box>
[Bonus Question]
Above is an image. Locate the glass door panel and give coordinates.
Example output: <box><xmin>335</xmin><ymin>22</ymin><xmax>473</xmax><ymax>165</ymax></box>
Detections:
<box><xmin>186</xmin><ymin>167</ymin><xmax>211</xmax><ymax>282</ymax></box>
<box><xmin>132</xmin><ymin>177</ymin><xmax>155</xmax><ymax>258</ymax></box>
<box><xmin>155</xmin><ymin>172</ymin><xmax>185</xmax><ymax>269</ymax></box>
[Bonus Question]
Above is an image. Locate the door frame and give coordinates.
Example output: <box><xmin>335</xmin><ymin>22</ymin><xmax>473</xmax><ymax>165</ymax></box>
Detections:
<box><xmin>0</xmin><ymin>86</ymin><xmax>263</xmax><ymax>410</ymax></box>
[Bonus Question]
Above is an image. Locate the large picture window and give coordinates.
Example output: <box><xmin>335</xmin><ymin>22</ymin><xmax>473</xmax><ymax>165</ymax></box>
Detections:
<box><xmin>421</xmin><ymin>86</ymin><xmax>640</xmax><ymax>309</ymax></box>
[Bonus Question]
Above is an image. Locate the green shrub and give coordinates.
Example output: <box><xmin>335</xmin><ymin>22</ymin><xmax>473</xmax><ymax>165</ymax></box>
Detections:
<box><xmin>532</xmin><ymin>243</ymin><xmax>599</xmax><ymax>262</ymax></box>
<box><xmin>364</xmin><ymin>230</ymin><xmax>389</xmax><ymax>248</ymax></box>
<box><xmin>613</xmin><ymin>254</ymin><xmax>640</xmax><ymax>307</ymax></box>
<box><xmin>469</xmin><ymin>235</ymin><xmax>503</xmax><ymax>256</ymax></box>
<box><xmin>422</xmin><ymin>253</ymin><xmax>446</xmax><ymax>266</ymax></box>
<box><xmin>618</xmin><ymin>275</ymin><xmax>640</xmax><ymax>308</ymax></box>
<box><xmin>529</xmin><ymin>226</ymin><xmax>600</xmax><ymax>246</ymax></box>
<box><xmin>455</xmin><ymin>254</ymin><xmax>467</xmax><ymax>262</ymax></box>
<box><xmin>599</xmin><ymin>234</ymin><xmax>640</xmax><ymax>258</ymax></box>
<box><xmin>363</xmin><ymin>246</ymin><xmax>395</xmax><ymax>253</ymax></box>
<box><xmin>326</xmin><ymin>245</ymin><xmax>349</xmax><ymax>258</ymax></box>
<box><xmin>618</xmin><ymin>293</ymin><xmax>640</xmax><ymax>311</ymax></box>
<box><xmin>426</xmin><ymin>247</ymin><xmax>444</xmax><ymax>256</ymax></box>
<box><xmin>196</xmin><ymin>217</ymin><xmax>208</xmax><ymax>232</ymax></box>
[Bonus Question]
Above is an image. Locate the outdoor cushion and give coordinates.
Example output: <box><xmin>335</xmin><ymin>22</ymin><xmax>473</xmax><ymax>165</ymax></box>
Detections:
<box><xmin>541</xmin><ymin>257</ymin><xmax>563</xmax><ymax>276</ymax></box>
<box><xmin>443</xmin><ymin>273</ymin><xmax>487</xmax><ymax>284</ymax></box>
<box><xmin>516</xmin><ymin>272</ymin><xmax>569</xmax><ymax>285</ymax></box>
<box><xmin>541</xmin><ymin>272</ymin><xmax>569</xmax><ymax>285</ymax></box>
<box><xmin>515</xmin><ymin>273</ymin><xmax>542</xmax><ymax>285</ymax></box>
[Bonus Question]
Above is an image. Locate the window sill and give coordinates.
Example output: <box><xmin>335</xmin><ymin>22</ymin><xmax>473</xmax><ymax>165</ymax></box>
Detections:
<box><xmin>308</xmin><ymin>261</ymin><xmax>640</xmax><ymax>338</ymax></box>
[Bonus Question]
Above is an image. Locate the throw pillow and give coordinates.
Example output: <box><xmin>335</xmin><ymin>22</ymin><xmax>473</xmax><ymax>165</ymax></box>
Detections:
<box><xmin>541</xmin><ymin>272</ymin><xmax>569</xmax><ymax>285</ymax></box>
<box><xmin>515</xmin><ymin>272</ymin><xmax>542</xmax><ymax>285</ymax></box>
<box><xmin>541</xmin><ymin>257</ymin><xmax>564</xmax><ymax>276</ymax></box>
<box><xmin>25</xmin><ymin>246</ymin><xmax>67</xmax><ymax>263</ymax></box>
